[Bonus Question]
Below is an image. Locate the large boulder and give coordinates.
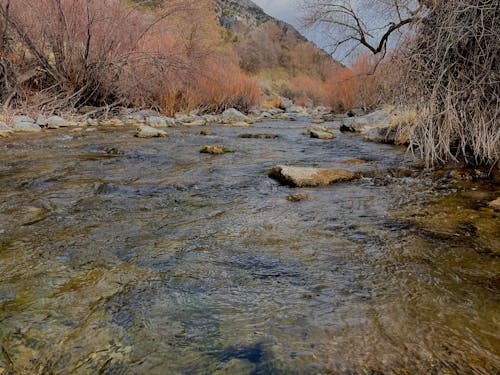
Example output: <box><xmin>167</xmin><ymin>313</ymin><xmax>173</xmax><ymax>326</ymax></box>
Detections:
<box><xmin>221</xmin><ymin>108</ymin><xmax>251</xmax><ymax>124</ymax></box>
<box><xmin>135</xmin><ymin>125</ymin><xmax>168</xmax><ymax>138</ymax></box>
<box><xmin>269</xmin><ymin>165</ymin><xmax>357</xmax><ymax>187</ymax></box>
<box><xmin>351</xmin><ymin>110</ymin><xmax>390</xmax><ymax>131</ymax></box>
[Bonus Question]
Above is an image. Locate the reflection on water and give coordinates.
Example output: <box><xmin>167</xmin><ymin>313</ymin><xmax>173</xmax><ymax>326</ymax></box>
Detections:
<box><xmin>0</xmin><ymin>121</ymin><xmax>499</xmax><ymax>374</ymax></box>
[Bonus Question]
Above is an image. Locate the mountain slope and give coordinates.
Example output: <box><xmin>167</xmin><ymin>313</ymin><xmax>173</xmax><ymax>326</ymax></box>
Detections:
<box><xmin>214</xmin><ymin>0</ymin><xmax>341</xmax><ymax>101</ymax></box>
<box><xmin>214</xmin><ymin>0</ymin><xmax>306</xmax><ymax>41</ymax></box>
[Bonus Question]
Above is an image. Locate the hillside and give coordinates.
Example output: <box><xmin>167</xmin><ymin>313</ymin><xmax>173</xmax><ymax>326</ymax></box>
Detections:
<box><xmin>215</xmin><ymin>0</ymin><xmax>341</xmax><ymax>101</ymax></box>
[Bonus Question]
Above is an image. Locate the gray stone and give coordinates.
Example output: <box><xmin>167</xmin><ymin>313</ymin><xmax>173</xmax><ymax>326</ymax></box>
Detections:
<box><xmin>46</xmin><ymin>115</ymin><xmax>79</xmax><ymax>128</ymax></box>
<box><xmin>36</xmin><ymin>114</ymin><xmax>48</xmax><ymax>127</ymax></box>
<box><xmin>13</xmin><ymin>115</ymin><xmax>35</xmax><ymax>124</ymax></box>
<box><xmin>221</xmin><ymin>108</ymin><xmax>251</xmax><ymax>124</ymax></box>
<box><xmin>146</xmin><ymin>116</ymin><xmax>175</xmax><ymax>128</ymax></box>
<box><xmin>310</xmin><ymin>130</ymin><xmax>335</xmax><ymax>140</ymax></box>
<box><xmin>135</xmin><ymin>125</ymin><xmax>168</xmax><ymax>138</ymax></box>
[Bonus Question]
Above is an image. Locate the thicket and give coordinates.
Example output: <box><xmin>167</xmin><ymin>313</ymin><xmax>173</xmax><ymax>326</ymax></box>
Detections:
<box><xmin>0</xmin><ymin>0</ymin><xmax>260</xmax><ymax>114</ymax></box>
<box><xmin>404</xmin><ymin>0</ymin><xmax>499</xmax><ymax>167</ymax></box>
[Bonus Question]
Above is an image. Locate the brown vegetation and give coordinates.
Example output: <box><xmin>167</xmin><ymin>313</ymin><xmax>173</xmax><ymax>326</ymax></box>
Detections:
<box><xmin>403</xmin><ymin>0</ymin><xmax>499</xmax><ymax>167</ymax></box>
<box><xmin>0</xmin><ymin>0</ymin><xmax>260</xmax><ymax>114</ymax></box>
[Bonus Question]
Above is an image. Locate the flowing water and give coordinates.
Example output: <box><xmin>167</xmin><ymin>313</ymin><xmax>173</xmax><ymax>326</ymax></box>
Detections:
<box><xmin>0</xmin><ymin>120</ymin><xmax>499</xmax><ymax>374</ymax></box>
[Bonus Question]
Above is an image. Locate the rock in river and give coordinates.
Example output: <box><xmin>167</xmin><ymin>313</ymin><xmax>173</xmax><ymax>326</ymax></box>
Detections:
<box><xmin>269</xmin><ymin>165</ymin><xmax>357</xmax><ymax>187</ymax></box>
<box><xmin>310</xmin><ymin>130</ymin><xmax>335</xmax><ymax>140</ymax></box>
<box><xmin>489</xmin><ymin>197</ymin><xmax>500</xmax><ymax>211</ymax></box>
<box><xmin>287</xmin><ymin>193</ymin><xmax>311</xmax><ymax>202</ymax></box>
<box><xmin>238</xmin><ymin>133</ymin><xmax>279</xmax><ymax>139</ymax></box>
<box><xmin>135</xmin><ymin>125</ymin><xmax>168</xmax><ymax>138</ymax></box>
<box><xmin>200</xmin><ymin>145</ymin><xmax>234</xmax><ymax>154</ymax></box>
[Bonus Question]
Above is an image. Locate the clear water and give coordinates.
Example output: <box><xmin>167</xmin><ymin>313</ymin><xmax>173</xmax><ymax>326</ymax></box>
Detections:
<box><xmin>0</xmin><ymin>120</ymin><xmax>498</xmax><ymax>374</ymax></box>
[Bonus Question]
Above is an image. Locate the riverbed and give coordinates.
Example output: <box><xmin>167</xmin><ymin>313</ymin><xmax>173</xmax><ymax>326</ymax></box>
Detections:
<box><xmin>0</xmin><ymin>120</ymin><xmax>499</xmax><ymax>374</ymax></box>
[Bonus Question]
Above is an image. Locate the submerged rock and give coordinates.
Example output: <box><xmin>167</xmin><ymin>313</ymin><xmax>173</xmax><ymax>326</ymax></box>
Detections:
<box><xmin>238</xmin><ymin>133</ymin><xmax>279</xmax><ymax>139</ymax></box>
<box><xmin>135</xmin><ymin>125</ymin><xmax>168</xmax><ymax>138</ymax></box>
<box><xmin>489</xmin><ymin>197</ymin><xmax>500</xmax><ymax>211</ymax></box>
<box><xmin>287</xmin><ymin>193</ymin><xmax>311</xmax><ymax>202</ymax></box>
<box><xmin>269</xmin><ymin>165</ymin><xmax>357</xmax><ymax>187</ymax></box>
<box><xmin>312</xmin><ymin>118</ymin><xmax>325</xmax><ymax>124</ymax></box>
<box><xmin>200</xmin><ymin>145</ymin><xmax>234</xmax><ymax>154</ymax></box>
<box><xmin>310</xmin><ymin>130</ymin><xmax>335</xmax><ymax>140</ymax></box>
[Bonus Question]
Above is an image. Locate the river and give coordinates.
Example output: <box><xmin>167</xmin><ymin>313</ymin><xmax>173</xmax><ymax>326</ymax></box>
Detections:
<box><xmin>0</xmin><ymin>119</ymin><xmax>499</xmax><ymax>374</ymax></box>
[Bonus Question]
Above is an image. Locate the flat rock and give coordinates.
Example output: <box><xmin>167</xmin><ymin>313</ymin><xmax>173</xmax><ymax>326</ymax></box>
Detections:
<box><xmin>200</xmin><ymin>145</ymin><xmax>233</xmax><ymax>154</ymax></box>
<box><xmin>12</xmin><ymin>121</ymin><xmax>42</xmax><ymax>132</ymax></box>
<box><xmin>135</xmin><ymin>125</ymin><xmax>168</xmax><ymax>138</ymax></box>
<box><xmin>99</xmin><ymin>119</ymin><xmax>124</xmax><ymax>126</ymax></box>
<box><xmin>47</xmin><ymin>115</ymin><xmax>79</xmax><ymax>128</ymax></box>
<box><xmin>270</xmin><ymin>165</ymin><xmax>357</xmax><ymax>187</ymax></box>
<box><xmin>488</xmin><ymin>197</ymin><xmax>500</xmax><ymax>211</ymax></box>
<box><xmin>182</xmin><ymin>119</ymin><xmax>207</xmax><ymax>126</ymax></box>
<box><xmin>13</xmin><ymin>115</ymin><xmax>35</xmax><ymax>124</ymax></box>
<box><xmin>310</xmin><ymin>130</ymin><xmax>335</xmax><ymax>140</ymax></box>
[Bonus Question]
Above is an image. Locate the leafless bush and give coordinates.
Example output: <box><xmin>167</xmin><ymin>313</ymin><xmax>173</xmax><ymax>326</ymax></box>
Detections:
<box><xmin>403</xmin><ymin>0</ymin><xmax>499</xmax><ymax>167</ymax></box>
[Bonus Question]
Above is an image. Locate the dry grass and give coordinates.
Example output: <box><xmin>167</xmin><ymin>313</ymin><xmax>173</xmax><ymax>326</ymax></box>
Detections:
<box><xmin>403</xmin><ymin>0</ymin><xmax>499</xmax><ymax>167</ymax></box>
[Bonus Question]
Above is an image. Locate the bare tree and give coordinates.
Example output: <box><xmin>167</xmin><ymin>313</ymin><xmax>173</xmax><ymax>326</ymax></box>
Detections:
<box><xmin>302</xmin><ymin>0</ymin><xmax>425</xmax><ymax>60</ymax></box>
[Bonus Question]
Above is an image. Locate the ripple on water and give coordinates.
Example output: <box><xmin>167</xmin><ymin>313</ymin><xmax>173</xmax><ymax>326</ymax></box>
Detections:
<box><xmin>0</xmin><ymin>120</ymin><xmax>499</xmax><ymax>374</ymax></box>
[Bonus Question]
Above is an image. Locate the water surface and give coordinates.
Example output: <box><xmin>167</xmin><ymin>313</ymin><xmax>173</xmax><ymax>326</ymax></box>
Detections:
<box><xmin>0</xmin><ymin>120</ymin><xmax>499</xmax><ymax>374</ymax></box>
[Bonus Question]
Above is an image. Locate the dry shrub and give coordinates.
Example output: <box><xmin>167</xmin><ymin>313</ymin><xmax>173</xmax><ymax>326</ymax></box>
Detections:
<box><xmin>261</xmin><ymin>97</ymin><xmax>281</xmax><ymax>109</ymax></box>
<box><xmin>0</xmin><ymin>0</ymin><xmax>259</xmax><ymax>113</ymax></box>
<box><xmin>323</xmin><ymin>53</ymin><xmax>403</xmax><ymax>112</ymax></box>
<box><xmin>404</xmin><ymin>0</ymin><xmax>499</xmax><ymax>167</ymax></box>
<box><xmin>159</xmin><ymin>61</ymin><xmax>261</xmax><ymax>115</ymax></box>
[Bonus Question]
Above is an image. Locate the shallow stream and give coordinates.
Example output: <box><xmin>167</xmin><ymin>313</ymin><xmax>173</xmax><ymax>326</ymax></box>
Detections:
<box><xmin>0</xmin><ymin>120</ymin><xmax>499</xmax><ymax>374</ymax></box>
